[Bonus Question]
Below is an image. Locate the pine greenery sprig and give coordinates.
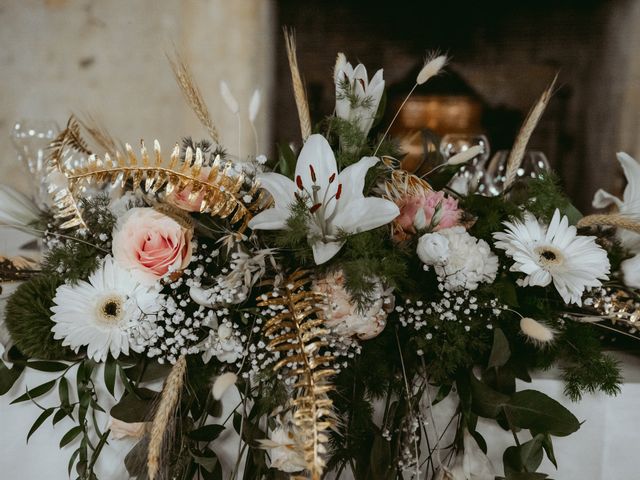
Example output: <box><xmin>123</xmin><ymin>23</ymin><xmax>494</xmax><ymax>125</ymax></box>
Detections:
<box><xmin>4</xmin><ymin>275</ymin><xmax>74</xmax><ymax>359</ymax></box>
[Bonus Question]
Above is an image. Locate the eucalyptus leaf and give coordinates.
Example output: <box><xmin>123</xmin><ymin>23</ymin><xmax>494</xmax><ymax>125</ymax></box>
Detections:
<box><xmin>518</xmin><ymin>434</ymin><xmax>545</xmax><ymax>472</ymax></box>
<box><xmin>503</xmin><ymin>390</ymin><xmax>580</xmax><ymax>437</ymax></box>
<box><xmin>469</xmin><ymin>373</ymin><xmax>509</xmax><ymax>418</ymax></box>
<box><xmin>110</xmin><ymin>388</ymin><xmax>158</xmax><ymax>423</ymax></box>
<box><xmin>188</xmin><ymin>424</ymin><xmax>226</xmax><ymax>442</ymax></box>
<box><xmin>488</xmin><ymin>328</ymin><xmax>511</xmax><ymax>369</ymax></box>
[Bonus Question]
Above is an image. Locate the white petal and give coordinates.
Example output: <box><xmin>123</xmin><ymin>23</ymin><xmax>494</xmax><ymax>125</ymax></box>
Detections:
<box><xmin>248</xmin><ymin>208</ymin><xmax>291</xmax><ymax>230</ymax></box>
<box><xmin>295</xmin><ymin>134</ymin><xmax>338</xmax><ymax>197</ymax></box>
<box><xmin>312</xmin><ymin>239</ymin><xmax>345</xmax><ymax>265</ymax></box>
<box><xmin>332</xmin><ymin>197</ymin><xmax>399</xmax><ymax>234</ymax></box>
<box><xmin>213</xmin><ymin>372</ymin><xmax>237</xmax><ymax>400</ymax></box>
<box><xmin>618</xmin><ymin>152</ymin><xmax>640</xmax><ymax>208</ymax></box>
<box><xmin>337</xmin><ymin>156</ymin><xmax>379</xmax><ymax>205</ymax></box>
<box><xmin>255</xmin><ymin>172</ymin><xmax>296</xmax><ymax>209</ymax></box>
<box><xmin>592</xmin><ymin>188</ymin><xmax>622</xmax><ymax>209</ymax></box>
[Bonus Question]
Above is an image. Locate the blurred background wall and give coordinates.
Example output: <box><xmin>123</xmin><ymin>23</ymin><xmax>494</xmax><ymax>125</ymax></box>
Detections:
<box><xmin>2</xmin><ymin>0</ymin><xmax>640</xmax><ymax>211</ymax></box>
<box><xmin>0</xmin><ymin>0</ymin><xmax>275</xmax><ymax>192</ymax></box>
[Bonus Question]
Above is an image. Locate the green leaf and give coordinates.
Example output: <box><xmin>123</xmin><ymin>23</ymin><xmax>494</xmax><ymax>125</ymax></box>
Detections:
<box><xmin>277</xmin><ymin>143</ymin><xmax>297</xmax><ymax>179</ymax></box>
<box><xmin>59</xmin><ymin>377</ymin><xmax>70</xmax><ymax>408</ymax></box>
<box><xmin>11</xmin><ymin>379</ymin><xmax>56</xmax><ymax>404</ymax></box>
<box><xmin>519</xmin><ymin>434</ymin><xmax>545</xmax><ymax>472</ymax></box>
<box><xmin>432</xmin><ymin>383</ymin><xmax>453</xmax><ymax>405</ymax></box>
<box><xmin>104</xmin><ymin>357</ymin><xmax>117</xmax><ymax>397</ymax></box>
<box><xmin>110</xmin><ymin>388</ymin><xmax>157</xmax><ymax>423</ymax></box>
<box><xmin>0</xmin><ymin>360</ymin><xmax>24</xmax><ymax>395</ymax></box>
<box><xmin>59</xmin><ymin>425</ymin><xmax>82</xmax><ymax>448</ymax></box>
<box><xmin>188</xmin><ymin>424</ymin><xmax>226</xmax><ymax>442</ymax></box>
<box><xmin>27</xmin><ymin>407</ymin><xmax>55</xmax><ymax>442</ymax></box>
<box><xmin>505</xmin><ymin>473</ymin><xmax>548</xmax><ymax>480</ymax></box>
<box><xmin>370</xmin><ymin>433</ymin><xmax>394</xmax><ymax>480</ymax></box>
<box><xmin>503</xmin><ymin>390</ymin><xmax>580</xmax><ymax>437</ymax></box>
<box><xmin>193</xmin><ymin>453</ymin><xmax>221</xmax><ymax>473</ymax></box>
<box><xmin>68</xmin><ymin>448</ymin><xmax>80</xmax><ymax>476</ymax></box>
<box><xmin>540</xmin><ymin>433</ymin><xmax>558</xmax><ymax>468</ymax></box>
<box><xmin>27</xmin><ymin>361</ymin><xmax>68</xmax><ymax>372</ymax></box>
<box><xmin>469</xmin><ymin>373</ymin><xmax>509</xmax><ymax>418</ymax></box>
<box><xmin>488</xmin><ymin>328</ymin><xmax>511</xmax><ymax>369</ymax></box>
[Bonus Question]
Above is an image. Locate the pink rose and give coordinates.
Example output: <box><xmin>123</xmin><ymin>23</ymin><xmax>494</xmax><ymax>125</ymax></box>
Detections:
<box><xmin>166</xmin><ymin>167</ymin><xmax>211</xmax><ymax>212</ymax></box>
<box><xmin>395</xmin><ymin>190</ymin><xmax>461</xmax><ymax>241</ymax></box>
<box><xmin>312</xmin><ymin>270</ymin><xmax>394</xmax><ymax>340</ymax></box>
<box><xmin>112</xmin><ymin>207</ymin><xmax>193</xmax><ymax>284</ymax></box>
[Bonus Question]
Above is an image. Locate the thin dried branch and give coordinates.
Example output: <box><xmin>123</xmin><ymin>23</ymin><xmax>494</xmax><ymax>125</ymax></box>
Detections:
<box><xmin>65</xmin><ymin>140</ymin><xmax>266</xmax><ymax>232</ymax></box>
<box><xmin>284</xmin><ymin>28</ymin><xmax>312</xmax><ymax>142</ymax></box>
<box><xmin>503</xmin><ymin>75</ymin><xmax>557</xmax><ymax>190</ymax></box>
<box><xmin>167</xmin><ymin>51</ymin><xmax>221</xmax><ymax>145</ymax></box>
<box><xmin>257</xmin><ymin>270</ymin><xmax>336</xmax><ymax>480</ymax></box>
<box><xmin>78</xmin><ymin>114</ymin><xmax>121</xmax><ymax>156</ymax></box>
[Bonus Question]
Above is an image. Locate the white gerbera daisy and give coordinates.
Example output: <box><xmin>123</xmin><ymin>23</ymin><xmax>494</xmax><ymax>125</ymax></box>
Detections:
<box><xmin>51</xmin><ymin>256</ymin><xmax>162</xmax><ymax>362</ymax></box>
<box><xmin>493</xmin><ymin>209</ymin><xmax>610</xmax><ymax>305</ymax></box>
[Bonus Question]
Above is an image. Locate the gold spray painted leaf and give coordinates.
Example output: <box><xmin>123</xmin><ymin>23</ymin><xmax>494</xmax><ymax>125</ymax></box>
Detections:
<box><xmin>65</xmin><ymin>140</ymin><xmax>263</xmax><ymax>232</ymax></box>
<box><xmin>257</xmin><ymin>270</ymin><xmax>336</xmax><ymax>480</ymax></box>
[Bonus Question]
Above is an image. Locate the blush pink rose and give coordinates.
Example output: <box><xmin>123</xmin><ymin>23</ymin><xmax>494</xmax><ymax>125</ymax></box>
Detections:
<box><xmin>395</xmin><ymin>190</ymin><xmax>461</xmax><ymax>241</ymax></box>
<box><xmin>112</xmin><ymin>207</ymin><xmax>193</xmax><ymax>284</ymax></box>
<box><xmin>166</xmin><ymin>167</ymin><xmax>211</xmax><ymax>212</ymax></box>
<box><xmin>312</xmin><ymin>270</ymin><xmax>394</xmax><ymax>340</ymax></box>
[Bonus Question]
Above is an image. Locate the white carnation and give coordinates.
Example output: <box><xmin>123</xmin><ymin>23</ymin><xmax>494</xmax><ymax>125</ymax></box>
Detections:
<box><xmin>418</xmin><ymin>227</ymin><xmax>498</xmax><ymax>291</ymax></box>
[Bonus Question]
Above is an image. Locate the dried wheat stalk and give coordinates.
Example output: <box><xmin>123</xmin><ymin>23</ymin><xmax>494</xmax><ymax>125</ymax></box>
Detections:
<box><xmin>168</xmin><ymin>52</ymin><xmax>221</xmax><ymax>144</ymax></box>
<box><xmin>284</xmin><ymin>28</ymin><xmax>312</xmax><ymax>142</ymax></box>
<box><xmin>503</xmin><ymin>75</ymin><xmax>557</xmax><ymax>190</ymax></box>
<box><xmin>577</xmin><ymin>213</ymin><xmax>640</xmax><ymax>234</ymax></box>
<box><xmin>147</xmin><ymin>355</ymin><xmax>187</xmax><ymax>480</ymax></box>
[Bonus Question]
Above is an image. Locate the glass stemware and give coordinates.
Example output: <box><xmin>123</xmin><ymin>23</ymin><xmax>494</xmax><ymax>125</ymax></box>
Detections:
<box><xmin>10</xmin><ymin>120</ymin><xmax>58</xmax><ymax>209</ymax></box>
<box><xmin>439</xmin><ymin>133</ymin><xmax>490</xmax><ymax>195</ymax></box>
<box><xmin>483</xmin><ymin>150</ymin><xmax>550</xmax><ymax>196</ymax></box>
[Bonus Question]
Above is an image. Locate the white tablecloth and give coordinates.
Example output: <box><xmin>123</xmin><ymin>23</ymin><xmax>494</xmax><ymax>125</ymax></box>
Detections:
<box><xmin>2</xmin><ymin>230</ymin><xmax>640</xmax><ymax>479</ymax></box>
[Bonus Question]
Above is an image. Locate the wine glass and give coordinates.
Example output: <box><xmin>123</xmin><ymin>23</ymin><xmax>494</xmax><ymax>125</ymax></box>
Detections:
<box><xmin>10</xmin><ymin>120</ymin><xmax>58</xmax><ymax>208</ymax></box>
<box><xmin>439</xmin><ymin>134</ymin><xmax>490</xmax><ymax>195</ymax></box>
<box><xmin>483</xmin><ymin>150</ymin><xmax>550</xmax><ymax>196</ymax></box>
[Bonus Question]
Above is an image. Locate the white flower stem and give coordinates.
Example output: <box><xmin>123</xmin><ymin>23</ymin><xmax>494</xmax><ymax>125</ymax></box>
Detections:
<box><xmin>374</xmin><ymin>83</ymin><xmax>418</xmax><ymax>156</ymax></box>
<box><xmin>395</xmin><ymin>328</ymin><xmax>421</xmax><ymax>479</ymax></box>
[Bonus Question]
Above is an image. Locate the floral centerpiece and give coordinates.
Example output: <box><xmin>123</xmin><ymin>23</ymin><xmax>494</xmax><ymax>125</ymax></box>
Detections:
<box><xmin>1</xmin><ymin>32</ymin><xmax>640</xmax><ymax>480</ymax></box>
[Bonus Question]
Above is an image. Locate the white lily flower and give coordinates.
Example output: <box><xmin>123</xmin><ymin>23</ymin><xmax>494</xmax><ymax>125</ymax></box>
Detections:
<box><xmin>592</xmin><ymin>152</ymin><xmax>640</xmax><ymax>252</ymax></box>
<box><xmin>248</xmin><ymin>134</ymin><xmax>399</xmax><ymax>265</ymax></box>
<box><xmin>334</xmin><ymin>53</ymin><xmax>385</xmax><ymax>138</ymax></box>
<box><xmin>0</xmin><ymin>184</ymin><xmax>40</xmax><ymax>228</ymax></box>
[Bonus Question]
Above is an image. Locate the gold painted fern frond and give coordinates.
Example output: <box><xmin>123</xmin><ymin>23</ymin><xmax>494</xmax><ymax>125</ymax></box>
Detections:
<box><xmin>65</xmin><ymin>140</ymin><xmax>267</xmax><ymax>232</ymax></box>
<box><xmin>257</xmin><ymin>270</ymin><xmax>336</xmax><ymax>480</ymax></box>
<box><xmin>46</xmin><ymin>116</ymin><xmax>91</xmax><ymax>230</ymax></box>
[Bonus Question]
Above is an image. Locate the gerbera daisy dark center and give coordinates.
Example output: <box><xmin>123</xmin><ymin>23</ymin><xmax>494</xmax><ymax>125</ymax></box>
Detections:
<box><xmin>97</xmin><ymin>295</ymin><xmax>124</xmax><ymax>324</ymax></box>
<box><xmin>104</xmin><ymin>301</ymin><xmax>119</xmax><ymax>317</ymax></box>
<box><xmin>534</xmin><ymin>246</ymin><xmax>564</xmax><ymax>267</ymax></box>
